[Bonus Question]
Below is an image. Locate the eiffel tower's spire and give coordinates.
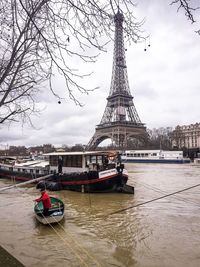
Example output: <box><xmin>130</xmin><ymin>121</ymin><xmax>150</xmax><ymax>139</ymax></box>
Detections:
<box><xmin>87</xmin><ymin>9</ymin><xmax>147</xmax><ymax>149</ymax></box>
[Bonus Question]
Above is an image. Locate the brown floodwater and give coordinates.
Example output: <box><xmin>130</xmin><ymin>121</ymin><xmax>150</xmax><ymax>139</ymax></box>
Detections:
<box><xmin>0</xmin><ymin>163</ymin><xmax>200</xmax><ymax>267</ymax></box>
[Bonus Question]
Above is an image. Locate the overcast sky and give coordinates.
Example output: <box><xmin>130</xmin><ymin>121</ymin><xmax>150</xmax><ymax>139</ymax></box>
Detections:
<box><xmin>1</xmin><ymin>0</ymin><xmax>200</xmax><ymax>148</ymax></box>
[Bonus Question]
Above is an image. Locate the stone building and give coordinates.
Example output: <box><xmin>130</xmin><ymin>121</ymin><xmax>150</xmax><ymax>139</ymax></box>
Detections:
<box><xmin>172</xmin><ymin>123</ymin><xmax>200</xmax><ymax>155</ymax></box>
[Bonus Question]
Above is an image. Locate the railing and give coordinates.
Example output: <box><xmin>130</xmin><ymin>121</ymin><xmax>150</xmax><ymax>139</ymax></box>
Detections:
<box><xmin>97</xmin><ymin>121</ymin><xmax>145</xmax><ymax>128</ymax></box>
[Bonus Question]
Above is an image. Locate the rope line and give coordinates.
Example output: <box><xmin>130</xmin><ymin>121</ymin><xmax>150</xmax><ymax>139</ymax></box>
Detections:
<box><xmin>36</xmin><ymin>207</ymin><xmax>102</xmax><ymax>267</ymax></box>
<box><xmin>55</xmin><ymin>219</ymin><xmax>101</xmax><ymax>266</ymax></box>
<box><xmin>134</xmin><ymin>180</ymin><xmax>200</xmax><ymax>207</ymax></box>
<box><xmin>36</xmin><ymin>206</ymin><xmax>101</xmax><ymax>267</ymax></box>
<box><xmin>18</xmin><ymin>181</ymin><xmax>101</xmax><ymax>267</ymax></box>
<box><xmin>106</xmin><ymin>182</ymin><xmax>200</xmax><ymax>216</ymax></box>
<box><xmin>0</xmin><ymin>177</ymin><xmax>101</xmax><ymax>267</ymax></box>
<box><xmin>36</xmin><ymin>209</ymin><xmax>91</xmax><ymax>267</ymax></box>
<box><xmin>0</xmin><ymin>188</ymin><xmax>101</xmax><ymax>265</ymax></box>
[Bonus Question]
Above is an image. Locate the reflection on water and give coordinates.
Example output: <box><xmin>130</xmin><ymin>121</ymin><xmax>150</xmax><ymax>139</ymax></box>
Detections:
<box><xmin>0</xmin><ymin>163</ymin><xmax>200</xmax><ymax>267</ymax></box>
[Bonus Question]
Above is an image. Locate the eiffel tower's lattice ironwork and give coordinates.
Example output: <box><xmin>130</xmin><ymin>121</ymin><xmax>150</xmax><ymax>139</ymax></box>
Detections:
<box><xmin>87</xmin><ymin>10</ymin><xmax>147</xmax><ymax>149</ymax></box>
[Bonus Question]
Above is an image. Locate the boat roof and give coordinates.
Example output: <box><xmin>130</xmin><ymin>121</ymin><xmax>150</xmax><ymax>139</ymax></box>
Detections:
<box><xmin>0</xmin><ymin>156</ymin><xmax>16</xmax><ymax>160</ymax></box>
<box><xmin>44</xmin><ymin>151</ymin><xmax>115</xmax><ymax>156</ymax></box>
<box><xmin>15</xmin><ymin>160</ymin><xmax>49</xmax><ymax>168</ymax></box>
<box><xmin>124</xmin><ymin>150</ymin><xmax>182</xmax><ymax>153</ymax></box>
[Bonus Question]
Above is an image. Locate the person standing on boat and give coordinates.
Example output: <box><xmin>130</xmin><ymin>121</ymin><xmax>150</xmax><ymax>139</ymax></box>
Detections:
<box><xmin>34</xmin><ymin>189</ymin><xmax>51</xmax><ymax>216</ymax></box>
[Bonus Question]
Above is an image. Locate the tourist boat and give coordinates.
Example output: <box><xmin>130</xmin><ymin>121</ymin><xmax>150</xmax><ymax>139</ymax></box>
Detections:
<box><xmin>120</xmin><ymin>150</ymin><xmax>191</xmax><ymax>164</ymax></box>
<box><xmin>0</xmin><ymin>151</ymin><xmax>134</xmax><ymax>193</ymax></box>
<box><xmin>34</xmin><ymin>196</ymin><xmax>64</xmax><ymax>225</ymax></box>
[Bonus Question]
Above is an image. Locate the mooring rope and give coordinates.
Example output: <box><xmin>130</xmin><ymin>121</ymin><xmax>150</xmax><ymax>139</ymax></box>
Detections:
<box><xmin>134</xmin><ymin>180</ymin><xmax>200</xmax><ymax>207</ymax></box>
<box><xmin>36</xmin><ymin>205</ymin><xmax>102</xmax><ymax>267</ymax></box>
<box><xmin>56</xmin><ymin>220</ymin><xmax>101</xmax><ymax>266</ymax></box>
<box><xmin>106</xmin><ymin>182</ymin><xmax>200</xmax><ymax>217</ymax></box>
<box><xmin>36</xmin><ymin>209</ymin><xmax>91</xmax><ymax>267</ymax></box>
<box><xmin>15</xmin><ymin>180</ymin><xmax>101</xmax><ymax>267</ymax></box>
<box><xmin>0</xmin><ymin>176</ymin><xmax>101</xmax><ymax>267</ymax></box>
<box><xmin>0</xmin><ymin>174</ymin><xmax>53</xmax><ymax>192</ymax></box>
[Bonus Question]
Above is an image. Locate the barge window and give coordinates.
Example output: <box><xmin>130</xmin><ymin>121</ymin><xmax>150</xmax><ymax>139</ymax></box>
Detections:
<box><xmin>63</xmin><ymin>156</ymin><xmax>68</xmax><ymax>166</ymax></box>
<box><xmin>74</xmin><ymin>155</ymin><xmax>82</xmax><ymax>167</ymax></box>
<box><xmin>50</xmin><ymin>156</ymin><xmax>58</xmax><ymax>166</ymax></box>
<box><xmin>97</xmin><ymin>156</ymin><xmax>102</xmax><ymax>164</ymax></box>
<box><xmin>86</xmin><ymin>156</ymin><xmax>90</xmax><ymax>166</ymax></box>
<box><xmin>91</xmin><ymin>156</ymin><xmax>96</xmax><ymax>163</ymax></box>
<box><xmin>63</xmin><ymin>155</ymin><xmax>82</xmax><ymax>167</ymax></box>
<box><xmin>85</xmin><ymin>155</ymin><xmax>103</xmax><ymax>166</ymax></box>
<box><xmin>67</xmin><ymin>156</ymin><xmax>73</xmax><ymax>167</ymax></box>
<box><xmin>77</xmin><ymin>155</ymin><xmax>82</xmax><ymax>167</ymax></box>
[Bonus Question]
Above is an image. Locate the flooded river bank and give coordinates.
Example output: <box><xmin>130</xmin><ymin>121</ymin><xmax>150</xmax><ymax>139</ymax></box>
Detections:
<box><xmin>0</xmin><ymin>163</ymin><xmax>200</xmax><ymax>267</ymax></box>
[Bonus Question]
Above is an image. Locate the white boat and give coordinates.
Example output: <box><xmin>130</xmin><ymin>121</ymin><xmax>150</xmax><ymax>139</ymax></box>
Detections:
<box><xmin>0</xmin><ymin>156</ymin><xmax>50</xmax><ymax>180</ymax></box>
<box><xmin>121</xmin><ymin>150</ymin><xmax>191</xmax><ymax>164</ymax></box>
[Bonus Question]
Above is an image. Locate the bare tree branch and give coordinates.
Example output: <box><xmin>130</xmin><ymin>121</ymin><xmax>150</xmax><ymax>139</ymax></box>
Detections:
<box><xmin>0</xmin><ymin>0</ymin><xmax>145</xmax><ymax>124</ymax></box>
<box><xmin>171</xmin><ymin>0</ymin><xmax>200</xmax><ymax>23</ymax></box>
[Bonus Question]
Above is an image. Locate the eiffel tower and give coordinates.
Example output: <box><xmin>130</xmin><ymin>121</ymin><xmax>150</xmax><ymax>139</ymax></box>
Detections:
<box><xmin>87</xmin><ymin>9</ymin><xmax>147</xmax><ymax>149</ymax></box>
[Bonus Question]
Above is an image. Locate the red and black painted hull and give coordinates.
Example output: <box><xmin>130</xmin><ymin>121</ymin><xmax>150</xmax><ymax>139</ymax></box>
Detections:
<box><xmin>0</xmin><ymin>168</ymin><xmax>133</xmax><ymax>193</ymax></box>
<box><xmin>52</xmin><ymin>171</ymin><xmax>128</xmax><ymax>193</ymax></box>
<box><xmin>0</xmin><ymin>169</ymin><xmax>44</xmax><ymax>181</ymax></box>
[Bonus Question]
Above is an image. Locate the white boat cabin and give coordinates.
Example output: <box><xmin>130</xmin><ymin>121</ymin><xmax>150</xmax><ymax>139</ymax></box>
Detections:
<box><xmin>0</xmin><ymin>157</ymin><xmax>49</xmax><ymax>175</ymax></box>
<box><xmin>121</xmin><ymin>150</ymin><xmax>184</xmax><ymax>160</ymax></box>
<box><xmin>45</xmin><ymin>151</ymin><xmax>115</xmax><ymax>174</ymax></box>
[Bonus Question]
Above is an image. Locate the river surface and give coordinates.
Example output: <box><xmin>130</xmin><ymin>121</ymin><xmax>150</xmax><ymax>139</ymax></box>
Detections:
<box><xmin>0</xmin><ymin>163</ymin><xmax>200</xmax><ymax>267</ymax></box>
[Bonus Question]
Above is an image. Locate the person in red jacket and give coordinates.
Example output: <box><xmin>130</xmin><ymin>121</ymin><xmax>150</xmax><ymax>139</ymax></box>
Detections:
<box><xmin>35</xmin><ymin>189</ymin><xmax>51</xmax><ymax>216</ymax></box>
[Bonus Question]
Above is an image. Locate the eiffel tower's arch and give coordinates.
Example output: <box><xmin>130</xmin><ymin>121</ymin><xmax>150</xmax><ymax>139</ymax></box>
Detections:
<box><xmin>88</xmin><ymin>124</ymin><xmax>148</xmax><ymax>149</ymax></box>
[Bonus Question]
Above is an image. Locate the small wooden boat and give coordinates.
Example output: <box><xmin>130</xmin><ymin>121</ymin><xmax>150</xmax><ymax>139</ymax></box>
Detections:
<box><xmin>34</xmin><ymin>196</ymin><xmax>64</xmax><ymax>225</ymax></box>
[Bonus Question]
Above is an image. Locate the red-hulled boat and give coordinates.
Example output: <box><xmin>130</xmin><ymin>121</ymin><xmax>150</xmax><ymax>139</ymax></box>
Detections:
<box><xmin>0</xmin><ymin>151</ymin><xmax>134</xmax><ymax>193</ymax></box>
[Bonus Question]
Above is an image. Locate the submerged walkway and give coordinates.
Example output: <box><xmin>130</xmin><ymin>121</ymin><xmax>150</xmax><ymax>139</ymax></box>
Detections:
<box><xmin>0</xmin><ymin>245</ymin><xmax>25</xmax><ymax>267</ymax></box>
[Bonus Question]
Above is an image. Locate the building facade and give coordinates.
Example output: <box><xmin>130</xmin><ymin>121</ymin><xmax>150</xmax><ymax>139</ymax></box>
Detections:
<box><xmin>172</xmin><ymin>123</ymin><xmax>200</xmax><ymax>149</ymax></box>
